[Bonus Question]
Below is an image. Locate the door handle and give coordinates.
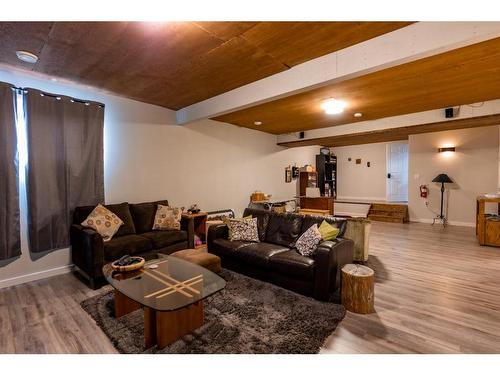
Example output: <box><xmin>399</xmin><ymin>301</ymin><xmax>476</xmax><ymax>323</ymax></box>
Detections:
<box><xmin>387</xmin><ymin>173</ymin><xmax>391</xmax><ymax>178</ymax></box>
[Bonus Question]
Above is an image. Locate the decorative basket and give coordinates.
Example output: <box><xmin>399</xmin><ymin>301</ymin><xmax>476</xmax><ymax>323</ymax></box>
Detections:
<box><xmin>251</xmin><ymin>191</ymin><xmax>266</xmax><ymax>202</ymax></box>
<box><xmin>345</xmin><ymin>218</ymin><xmax>371</xmax><ymax>262</ymax></box>
<box><xmin>111</xmin><ymin>256</ymin><xmax>145</xmax><ymax>272</ymax></box>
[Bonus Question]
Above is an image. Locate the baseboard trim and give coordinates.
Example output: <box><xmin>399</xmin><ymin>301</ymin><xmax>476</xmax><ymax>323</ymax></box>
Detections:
<box><xmin>0</xmin><ymin>264</ymin><xmax>74</xmax><ymax>290</ymax></box>
<box><xmin>410</xmin><ymin>218</ymin><xmax>475</xmax><ymax>227</ymax></box>
<box><xmin>336</xmin><ymin>196</ymin><xmax>387</xmax><ymax>202</ymax></box>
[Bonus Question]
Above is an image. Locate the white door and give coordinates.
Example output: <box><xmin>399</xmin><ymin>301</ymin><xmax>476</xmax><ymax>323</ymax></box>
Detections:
<box><xmin>386</xmin><ymin>142</ymin><xmax>408</xmax><ymax>202</ymax></box>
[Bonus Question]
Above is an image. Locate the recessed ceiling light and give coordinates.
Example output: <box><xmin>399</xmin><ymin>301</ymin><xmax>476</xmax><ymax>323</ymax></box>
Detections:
<box><xmin>321</xmin><ymin>99</ymin><xmax>347</xmax><ymax>115</ymax></box>
<box><xmin>354</xmin><ymin>112</ymin><xmax>363</xmax><ymax>118</ymax></box>
<box><xmin>16</xmin><ymin>50</ymin><xmax>38</xmax><ymax>64</ymax></box>
<box><xmin>254</xmin><ymin>121</ymin><xmax>263</xmax><ymax>126</ymax></box>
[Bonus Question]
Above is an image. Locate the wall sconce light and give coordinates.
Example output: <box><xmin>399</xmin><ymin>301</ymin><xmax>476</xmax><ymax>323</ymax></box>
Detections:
<box><xmin>438</xmin><ymin>147</ymin><xmax>456</xmax><ymax>153</ymax></box>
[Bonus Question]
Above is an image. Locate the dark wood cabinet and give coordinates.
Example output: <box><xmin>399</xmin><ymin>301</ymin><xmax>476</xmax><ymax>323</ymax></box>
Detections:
<box><xmin>316</xmin><ymin>154</ymin><xmax>337</xmax><ymax>198</ymax></box>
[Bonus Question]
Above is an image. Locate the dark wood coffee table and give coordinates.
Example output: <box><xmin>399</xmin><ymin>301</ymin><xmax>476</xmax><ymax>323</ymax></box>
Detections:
<box><xmin>103</xmin><ymin>254</ymin><xmax>226</xmax><ymax>349</ymax></box>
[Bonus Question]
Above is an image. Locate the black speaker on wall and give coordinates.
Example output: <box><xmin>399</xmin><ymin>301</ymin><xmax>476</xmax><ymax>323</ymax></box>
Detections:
<box><xmin>299</xmin><ymin>131</ymin><xmax>305</xmax><ymax>139</ymax></box>
<box><xmin>445</xmin><ymin>107</ymin><xmax>454</xmax><ymax>118</ymax></box>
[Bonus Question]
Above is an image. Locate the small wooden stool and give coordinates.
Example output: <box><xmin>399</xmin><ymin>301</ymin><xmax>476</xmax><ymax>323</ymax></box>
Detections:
<box><xmin>170</xmin><ymin>248</ymin><xmax>222</xmax><ymax>273</ymax></box>
<box><xmin>341</xmin><ymin>264</ymin><xmax>374</xmax><ymax>314</ymax></box>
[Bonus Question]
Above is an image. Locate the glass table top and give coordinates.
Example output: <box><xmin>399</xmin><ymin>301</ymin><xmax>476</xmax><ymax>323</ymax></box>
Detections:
<box><xmin>103</xmin><ymin>254</ymin><xmax>226</xmax><ymax>311</ymax></box>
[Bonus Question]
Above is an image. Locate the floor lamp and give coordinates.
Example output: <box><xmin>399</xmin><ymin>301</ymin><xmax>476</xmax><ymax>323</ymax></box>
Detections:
<box><xmin>432</xmin><ymin>173</ymin><xmax>453</xmax><ymax>227</ymax></box>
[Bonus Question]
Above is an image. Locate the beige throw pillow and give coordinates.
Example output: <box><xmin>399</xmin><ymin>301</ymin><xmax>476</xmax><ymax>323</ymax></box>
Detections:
<box><xmin>81</xmin><ymin>204</ymin><xmax>123</xmax><ymax>242</ymax></box>
<box><xmin>153</xmin><ymin>205</ymin><xmax>182</xmax><ymax>230</ymax></box>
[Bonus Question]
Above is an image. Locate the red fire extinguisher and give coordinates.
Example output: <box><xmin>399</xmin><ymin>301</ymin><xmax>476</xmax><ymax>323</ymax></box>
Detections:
<box><xmin>419</xmin><ymin>185</ymin><xmax>428</xmax><ymax>198</ymax></box>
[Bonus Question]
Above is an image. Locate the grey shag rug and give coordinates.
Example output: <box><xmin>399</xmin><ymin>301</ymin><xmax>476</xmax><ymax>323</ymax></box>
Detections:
<box><xmin>80</xmin><ymin>269</ymin><xmax>345</xmax><ymax>354</ymax></box>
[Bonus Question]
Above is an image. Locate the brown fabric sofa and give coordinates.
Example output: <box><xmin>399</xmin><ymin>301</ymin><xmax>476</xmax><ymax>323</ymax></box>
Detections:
<box><xmin>70</xmin><ymin>199</ymin><xmax>190</xmax><ymax>289</ymax></box>
<box><xmin>208</xmin><ymin>208</ymin><xmax>354</xmax><ymax>301</ymax></box>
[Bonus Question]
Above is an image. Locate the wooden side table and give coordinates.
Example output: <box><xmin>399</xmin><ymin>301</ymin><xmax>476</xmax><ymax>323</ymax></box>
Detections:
<box><xmin>182</xmin><ymin>212</ymin><xmax>208</xmax><ymax>249</ymax></box>
<box><xmin>299</xmin><ymin>197</ymin><xmax>334</xmax><ymax>215</ymax></box>
<box><xmin>341</xmin><ymin>264</ymin><xmax>375</xmax><ymax>314</ymax></box>
<box><xmin>476</xmin><ymin>195</ymin><xmax>500</xmax><ymax>246</ymax></box>
<box><xmin>298</xmin><ymin>208</ymin><xmax>330</xmax><ymax>216</ymax></box>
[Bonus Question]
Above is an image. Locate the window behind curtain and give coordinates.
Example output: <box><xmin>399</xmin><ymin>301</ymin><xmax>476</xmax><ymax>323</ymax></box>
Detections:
<box><xmin>0</xmin><ymin>82</ymin><xmax>20</xmax><ymax>261</ymax></box>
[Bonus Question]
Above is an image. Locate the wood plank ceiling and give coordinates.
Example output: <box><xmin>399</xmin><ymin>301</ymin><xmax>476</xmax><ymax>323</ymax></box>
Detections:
<box><xmin>214</xmin><ymin>37</ymin><xmax>500</xmax><ymax>134</ymax></box>
<box><xmin>0</xmin><ymin>21</ymin><xmax>412</xmax><ymax>110</ymax></box>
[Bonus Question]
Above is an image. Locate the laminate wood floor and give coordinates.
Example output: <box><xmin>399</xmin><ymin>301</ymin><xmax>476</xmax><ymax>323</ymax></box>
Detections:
<box><xmin>1</xmin><ymin>222</ymin><xmax>499</xmax><ymax>353</ymax></box>
<box><xmin>323</xmin><ymin>222</ymin><xmax>500</xmax><ymax>353</ymax></box>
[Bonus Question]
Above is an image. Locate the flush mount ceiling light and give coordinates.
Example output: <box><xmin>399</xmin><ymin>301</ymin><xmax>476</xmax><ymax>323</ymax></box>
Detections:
<box><xmin>354</xmin><ymin>112</ymin><xmax>363</xmax><ymax>118</ymax></box>
<box><xmin>16</xmin><ymin>50</ymin><xmax>38</xmax><ymax>64</ymax></box>
<box><xmin>254</xmin><ymin>121</ymin><xmax>263</xmax><ymax>126</ymax></box>
<box><xmin>321</xmin><ymin>99</ymin><xmax>347</xmax><ymax>115</ymax></box>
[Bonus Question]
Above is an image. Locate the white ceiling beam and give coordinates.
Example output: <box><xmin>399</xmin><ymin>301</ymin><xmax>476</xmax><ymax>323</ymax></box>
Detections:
<box><xmin>176</xmin><ymin>22</ymin><xmax>500</xmax><ymax>125</ymax></box>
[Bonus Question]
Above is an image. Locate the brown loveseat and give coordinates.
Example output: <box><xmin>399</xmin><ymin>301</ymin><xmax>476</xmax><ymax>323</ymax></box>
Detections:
<box><xmin>70</xmin><ymin>200</ymin><xmax>189</xmax><ymax>289</ymax></box>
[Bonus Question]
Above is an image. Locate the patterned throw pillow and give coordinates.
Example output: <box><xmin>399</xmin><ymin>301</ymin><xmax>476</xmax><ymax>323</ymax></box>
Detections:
<box><xmin>153</xmin><ymin>205</ymin><xmax>182</xmax><ymax>230</ymax></box>
<box><xmin>223</xmin><ymin>215</ymin><xmax>252</xmax><ymax>238</ymax></box>
<box><xmin>81</xmin><ymin>204</ymin><xmax>124</xmax><ymax>242</ymax></box>
<box><xmin>295</xmin><ymin>224</ymin><xmax>322</xmax><ymax>257</ymax></box>
<box><xmin>228</xmin><ymin>217</ymin><xmax>259</xmax><ymax>242</ymax></box>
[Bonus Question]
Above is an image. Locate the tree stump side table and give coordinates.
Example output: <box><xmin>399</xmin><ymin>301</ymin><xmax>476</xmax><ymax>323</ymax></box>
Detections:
<box><xmin>341</xmin><ymin>264</ymin><xmax>375</xmax><ymax>314</ymax></box>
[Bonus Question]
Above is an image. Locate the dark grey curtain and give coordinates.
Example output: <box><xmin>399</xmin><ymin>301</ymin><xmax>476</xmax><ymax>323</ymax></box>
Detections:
<box><xmin>0</xmin><ymin>82</ymin><xmax>20</xmax><ymax>260</ymax></box>
<box><xmin>25</xmin><ymin>89</ymin><xmax>104</xmax><ymax>253</ymax></box>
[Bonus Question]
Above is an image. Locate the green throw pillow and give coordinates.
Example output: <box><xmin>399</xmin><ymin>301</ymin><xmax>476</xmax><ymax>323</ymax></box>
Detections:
<box><xmin>318</xmin><ymin>220</ymin><xmax>339</xmax><ymax>241</ymax></box>
<box><xmin>224</xmin><ymin>215</ymin><xmax>252</xmax><ymax>238</ymax></box>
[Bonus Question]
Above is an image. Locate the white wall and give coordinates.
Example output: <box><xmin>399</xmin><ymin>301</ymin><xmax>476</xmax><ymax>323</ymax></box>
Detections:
<box><xmin>102</xmin><ymin>100</ymin><xmax>317</xmax><ymax>211</ymax></box>
<box><xmin>331</xmin><ymin>127</ymin><xmax>499</xmax><ymax>225</ymax></box>
<box><xmin>408</xmin><ymin>126</ymin><xmax>499</xmax><ymax>226</ymax></box>
<box><xmin>332</xmin><ymin>142</ymin><xmax>390</xmax><ymax>201</ymax></box>
<box><xmin>0</xmin><ymin>68</ymin><xmax>319</xmax><ymax>288</ymax></box>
